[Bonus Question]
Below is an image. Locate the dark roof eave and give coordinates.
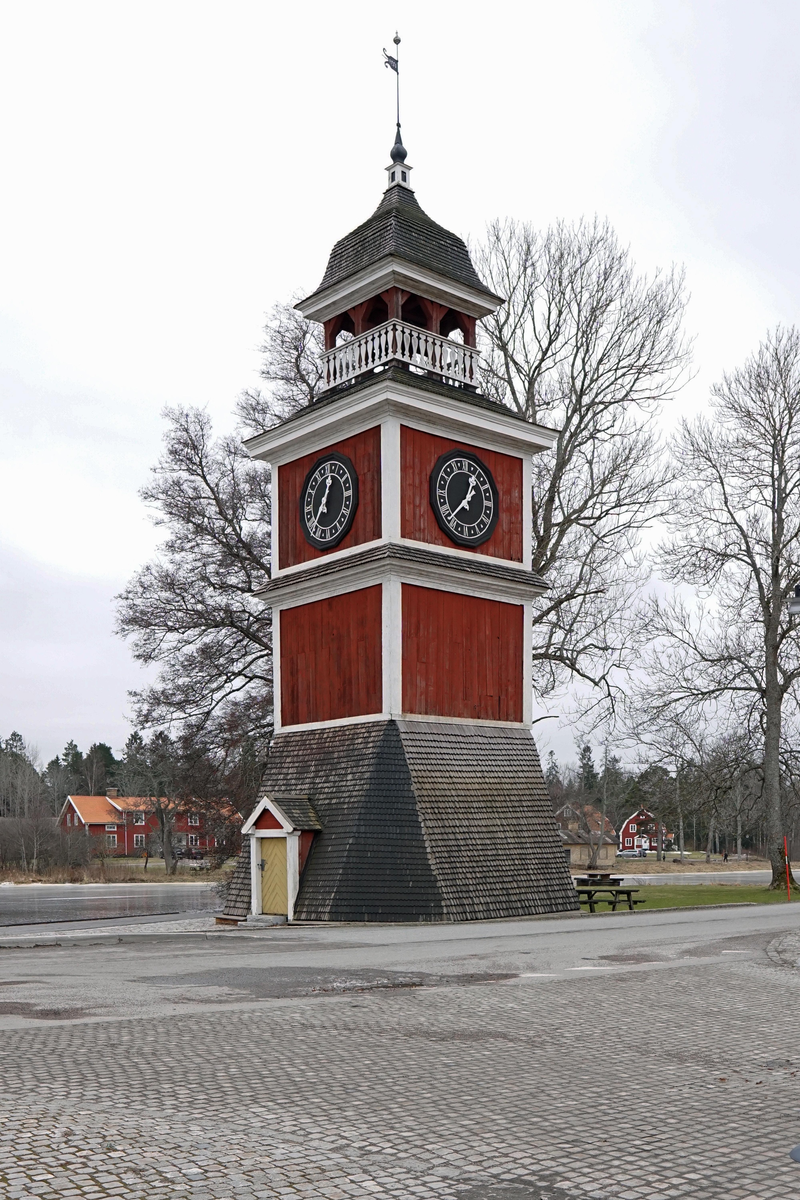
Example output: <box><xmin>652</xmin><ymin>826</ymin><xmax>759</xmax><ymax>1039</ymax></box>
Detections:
<box><xmin>296</xmin><ymin>253</ymin><xmax>504</xmax><ymax>314</ymax></box>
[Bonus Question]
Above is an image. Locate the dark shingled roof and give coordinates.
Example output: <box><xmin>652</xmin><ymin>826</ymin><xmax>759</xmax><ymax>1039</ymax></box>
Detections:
<box><xmin>257</xmin><ymin>542</ymin><xmax>548</xmax><ymax>598</ymax></box>
<box><xmin>304</xmin><ymin>185</ymin><xmax>499</xmax><ymax>304</ymax></box>
<box><xmin>258</xmin><ymin>719</ymin><xmax>579</xmax><ymax>922</ymax></box>
<box><xmin>220</xmin><ymin>846</ymin><xmax>251</xmax><ymax>921</ymax></box>
<box><xmin>271</xmin><ymin>794</ymin><xmax>323</xmax><ymax>831</ymax></box>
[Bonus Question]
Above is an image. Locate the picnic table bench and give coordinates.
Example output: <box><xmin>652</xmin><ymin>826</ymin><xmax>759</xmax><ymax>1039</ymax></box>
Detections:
<box><xmin>573</xmin><ymin>873</ymin><xmax>645</xmax><ymax>913</ymax></box>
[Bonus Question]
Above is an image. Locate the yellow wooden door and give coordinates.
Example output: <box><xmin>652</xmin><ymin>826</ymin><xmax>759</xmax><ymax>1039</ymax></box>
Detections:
<box><xmin>261</xmin><ymin>837</ymin><xmax>288</xmax><ymax>915</ymax></box>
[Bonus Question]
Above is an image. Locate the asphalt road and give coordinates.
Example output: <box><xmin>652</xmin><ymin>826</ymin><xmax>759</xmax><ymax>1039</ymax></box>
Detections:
<box><xmin>1</xmin><ymin>900</ymin><xmax>799</xmax><ymax>1022</ymax></box>
<box><xmin>0</xmin><ymin>881</ymin><xmax>218</xmax><ymax>926</ymax></box>
<box><xmin>2</xmin><ymin>904</ymin><xmax>800</xmax><ymax>1199</ymax></box>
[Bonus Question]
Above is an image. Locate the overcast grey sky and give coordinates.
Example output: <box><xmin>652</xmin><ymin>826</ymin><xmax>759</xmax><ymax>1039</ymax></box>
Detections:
<box><xmin>1</xmin><ymin>0</ymin><xmax>798</xmax><ymax>764</ymax></box>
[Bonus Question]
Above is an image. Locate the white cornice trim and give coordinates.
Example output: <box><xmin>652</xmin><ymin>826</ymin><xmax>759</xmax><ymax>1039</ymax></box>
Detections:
<box><xmin>297</xmin><ymin>256</ymin><xmax>502</xmax><ymax>322</ymax></box>
<box><xmin>278</xmin><ymin>710</ymin><xmax>530</xmax><ymax>734</ymax></box>
<box><xmin>245</xmin><ymin>379</ymin><xmax>557</xmax><ymax>463</ymax></box>
<box><xmin>272</xmin><ymin>535</ymin><xmax>529</xmax><ymax>580</ymax></box>
<box><xmin>263</xmin><ymin>556</ymin><xmax>543</xmax><ymax>609</ymax></box>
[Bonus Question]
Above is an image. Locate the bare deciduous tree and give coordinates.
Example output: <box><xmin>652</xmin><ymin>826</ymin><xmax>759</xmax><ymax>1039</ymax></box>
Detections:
<box><xmin>116</xmin><ymin>731</ymin><xmax>200</xmax><ymax>876</ymax></box>
<box><xmin>476</xmin><ymin>218</ymin><xmax>690</xmax><ymax>716</ymax></box>
<box><xmin>0</xmin><ymin>733</ymin><xmax>47</xmax><ymax>819</ymax></box>
<box><xmin>640</xmin><ymin>327</ymin><xmax>800</xmax><ymax>887</ymax></box>
<box><xmin>116</xmin><ymin>408</ymin><xmax>274</xmax><ymax>743</ymax></box>
<box><xmin>236</xmin><ymin>297</ymin><xmax>325</xmax><ymax>434</ymax></box>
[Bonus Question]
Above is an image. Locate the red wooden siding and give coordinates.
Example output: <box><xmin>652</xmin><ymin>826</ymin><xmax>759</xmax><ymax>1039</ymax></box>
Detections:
<box><xmin>400</xmin><ymin>426</ymin><xmax>523</xmax><ymax>561</ymax></box>
<box><xmin>278</xmin><ymin>427</ymin><xmax>382</xmax><ymax>569</ymax></box>
<box><xmin>254</xmin><ymin>810</ymin><xmax>283</xmax><ymax>830</ymax></box>
<box><xmin>401</xmin><ymin>584</ymin><xmax>524</xmax><ymax>722</ymax></box>
<box><xmin>280</xmin><ymin>585</ymin><xmax>383</xmax><ymax>726</ymax></box>
<box><xmin>299</xmin><ymin>831</ymin><xmax>315</xmax><ymax>874</ymax></box>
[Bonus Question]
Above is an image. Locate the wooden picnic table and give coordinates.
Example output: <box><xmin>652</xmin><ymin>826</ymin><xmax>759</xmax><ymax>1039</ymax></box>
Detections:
<box><xmin>574</xmin><ymin>883</ymin><xmax>644</xmax><ymax>913</ymax></box>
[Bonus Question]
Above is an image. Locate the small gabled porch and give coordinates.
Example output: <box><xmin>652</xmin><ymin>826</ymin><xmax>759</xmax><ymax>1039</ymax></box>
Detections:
<box><xmin>240</xmin><ymin>794</ymin><xmax>322</xmax><ymax>922</ymax></box>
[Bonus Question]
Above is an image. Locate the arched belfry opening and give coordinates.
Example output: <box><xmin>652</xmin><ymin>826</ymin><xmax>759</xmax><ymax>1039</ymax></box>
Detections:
<box><xmin>400</xmin><ymin>294</ymin><xmax>427</xmax><ymax>330</ymax></box>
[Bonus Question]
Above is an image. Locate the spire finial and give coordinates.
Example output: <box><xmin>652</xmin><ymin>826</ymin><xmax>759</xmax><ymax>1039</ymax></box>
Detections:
<box><xmin>383</xmin><ymin>34</ymin><xmax>411</xmax><ymax>188</ymax></box>
<box><xmin>383</xmin><ymin>33</ymin><xmax>403</xmax><ymax>152</ymax></box>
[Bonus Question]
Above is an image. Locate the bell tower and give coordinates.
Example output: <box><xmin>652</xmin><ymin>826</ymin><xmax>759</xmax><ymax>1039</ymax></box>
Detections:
<box><xmin>240</xmin><ymin>118</ymin><xmax>578</xmax><ymax>923</ymax></box>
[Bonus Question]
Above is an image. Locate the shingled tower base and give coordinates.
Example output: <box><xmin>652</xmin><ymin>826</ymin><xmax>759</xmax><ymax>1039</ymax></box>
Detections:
<box><xmin>259</xmin><ymin>720</ymin><xmax>577</xmax><ymax>922</ymax></box>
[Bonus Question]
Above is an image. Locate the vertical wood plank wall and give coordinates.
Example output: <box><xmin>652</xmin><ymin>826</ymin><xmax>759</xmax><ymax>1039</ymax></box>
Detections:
<box><xmin>400</xmin><ymin>426</ymin><xmax>523</xmax><ymax>562</ymax></box>
<box><xmin>401</xmin><ymin>584</ymin><xmax>524</xmax><ymax>722</ymax></box>
<box><xmin>280</xmin><ymin>585</ymin><xmax>383</xmax><ymax>725</ymax></box>
<box><xmin>254</xmin><ymin>810</ymin><xmax>283</xmax><ymax>829</ymax></box>
<box><xmin>278</xmin><ymin>426</ymin><xmax>382</xmax><ymax>569</ymax></box>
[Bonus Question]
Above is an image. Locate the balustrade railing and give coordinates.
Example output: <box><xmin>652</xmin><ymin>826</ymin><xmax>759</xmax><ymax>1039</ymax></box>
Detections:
<box><xmin>320</xmin><ymin>320</ymin><xmax>480</xmax><ymax>392</ymax></box>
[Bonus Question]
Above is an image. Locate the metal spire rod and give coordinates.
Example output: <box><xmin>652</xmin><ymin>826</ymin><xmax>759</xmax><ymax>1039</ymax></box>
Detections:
<box><xmin>383</xmin><ymin>32</ymin><xmax>401</xmax><ymax>133</ymax></box>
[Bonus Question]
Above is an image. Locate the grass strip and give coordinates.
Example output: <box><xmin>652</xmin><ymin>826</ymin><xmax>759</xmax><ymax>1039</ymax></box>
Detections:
<box><xmin>630</xmin><ymin>884</ymin><xmax>796</xmax><ymax>909</ymax></box>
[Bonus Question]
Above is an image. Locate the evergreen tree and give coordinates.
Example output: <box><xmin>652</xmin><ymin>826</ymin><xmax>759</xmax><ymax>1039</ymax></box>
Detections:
<box><xmin>578</xmin><ymin>744</ymin><xmax>598</xmax><ymax>793</ymax></box>
<box><xmin>545</xmin><ymin>750</ymin><xmax>561</xmax><ymax>788</ymax></box>
<box><xmin>544</xmin><ymin>750</ymin><xmax>564</xmax><ymax>809</ymax></box>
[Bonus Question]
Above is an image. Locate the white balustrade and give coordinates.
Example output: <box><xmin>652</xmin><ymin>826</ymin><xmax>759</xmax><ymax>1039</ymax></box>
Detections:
<box><xmin>320</xmin><ymin>320</ymin><xmax>480</xmax><ymax>392</ymax></box>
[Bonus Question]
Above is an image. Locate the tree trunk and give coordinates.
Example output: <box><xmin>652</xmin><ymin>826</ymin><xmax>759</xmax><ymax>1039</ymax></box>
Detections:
<box><xmin>588</xmin><ymin>746</ymin><xmax>609</xmax><ymax>870</ymax></box>
<box><xmin>736</xmin><ymin>810</ymin><xmax>742</xmax><ymax>862</ymax></box>
<box><xmin>656</xmin><ymin>811</ymin><xmax>664</xmax><ymax>861</ymax></box>
<box><xmin>764</xmin><ymin>646</ymin><xmax>797</xmax><ymax>888</ymax></box>
<box><xmin>705</xmin><ymin>816</ymin><xmax>714</xmax><ymax>864</ymax></box>
<box><xmin>158</xmin><ymin>809</ymin><xmax>177</xmax><ymax>877</ymax></box>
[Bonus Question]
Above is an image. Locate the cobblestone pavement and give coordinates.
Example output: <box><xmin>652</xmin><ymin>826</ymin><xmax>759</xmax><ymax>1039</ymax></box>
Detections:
<box><xmin>2</xmin><ymin>915</ymin><xmax>800</xmax><ymax>1199</ymax></box>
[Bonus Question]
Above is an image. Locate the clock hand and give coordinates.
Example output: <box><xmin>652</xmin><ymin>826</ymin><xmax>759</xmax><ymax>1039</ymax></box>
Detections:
<box><xmin>316</xmin><ymin>474</ymin><xmax>333</xmax><ymax>517</ymax></box>
<box><xmin>450</xmin><ymin>475</ymin><xmax>477</xmax><ymax>519</ymax></box>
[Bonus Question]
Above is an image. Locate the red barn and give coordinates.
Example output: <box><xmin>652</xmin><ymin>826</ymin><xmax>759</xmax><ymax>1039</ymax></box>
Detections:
<box><xmin>58</xmin><ymin>788</ymin><xmax>226</xmax><ymax>857</ymax></box>
<box><xmin>618</xmin><ymin>807</ymin><xmax>672</xmax><ymax>854</ymax></box>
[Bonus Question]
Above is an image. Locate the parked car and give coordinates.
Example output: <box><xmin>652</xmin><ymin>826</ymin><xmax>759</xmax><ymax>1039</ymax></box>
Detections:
<box><xmin>617</xmin><ymin>850</ymin><xmax>640</xmax><ymax>859</ymax></box>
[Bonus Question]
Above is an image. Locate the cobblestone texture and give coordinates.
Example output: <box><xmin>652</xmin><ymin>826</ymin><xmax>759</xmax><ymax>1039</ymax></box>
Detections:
<box><xmin>2</xmin><ymin>955</ymin><xmax>800</xmax><ymax>1198</ymax></box>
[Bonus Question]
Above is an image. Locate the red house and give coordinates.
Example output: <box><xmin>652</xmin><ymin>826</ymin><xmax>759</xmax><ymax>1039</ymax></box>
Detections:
<box><xmin>58</xmin><ymin>788</ymin><xmax>226</xmax><ymax>857</ymax></box>
<box><xmin>618</xmin><ymin>807</ymin><xmax>672</xmax><ymax>854</ymax></box>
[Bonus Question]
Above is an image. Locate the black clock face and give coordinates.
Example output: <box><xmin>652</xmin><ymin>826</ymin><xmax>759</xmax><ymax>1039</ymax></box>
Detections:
<box><xmin>299</xmin><ymin>451</ymin><xmax>359</xmax><ymax>550</ymax></box>
<box><xmin>429</xmin><ymin>449</ymin><xmax>499</xmax><ymax>547</ymax></box>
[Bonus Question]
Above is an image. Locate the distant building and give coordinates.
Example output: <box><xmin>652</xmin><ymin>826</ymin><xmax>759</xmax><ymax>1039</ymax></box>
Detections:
<box><xmin>618</xmin><ymin>806</ymin><xmax>672</xmax><ymax>853</ymax></box>
<box><xmin>555</xmin><ymin>803</ymin><xmax>617</xmax><ymax>869</ymax></box>
<box><xmin>58</xmin><ymin>788</ymin><xmax>229</xmax><ymax>857</ymax></box>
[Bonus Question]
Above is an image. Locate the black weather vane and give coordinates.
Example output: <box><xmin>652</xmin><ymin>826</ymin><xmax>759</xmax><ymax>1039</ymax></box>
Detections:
<box><xmin>383</xmin><ymin>33</ymin><xmax>401</xmax><ymax>130</ymax></box>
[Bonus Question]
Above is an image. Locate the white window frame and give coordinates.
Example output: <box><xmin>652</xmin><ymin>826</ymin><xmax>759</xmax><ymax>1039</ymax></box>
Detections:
<box><xmin>106</xmin><ymin>833</ymin><xmax>117</xmax><ymax>847</ymax></box>
<box><xmin>188</xmin><ymin>834</ymin><xmax>200</xmax><ymax>847</ymax></box>
<box><xmin>105</xmin><ymin>824</ymin><xmax>117</xmax><ymax>831</ymax></box>
<box><xmin>625</xmin><ymin>837</ymin><xmax>633</xmax><ymax>847</ymax></box>
<box><xmin>132</xmin><ymin>811</ymin><xmax>145</xmax><ymax>825</ymax></box>
<box><xmin>187</xmin><ymin>813</ymin><xmax>200</xmax><ymax>826</ymax></box>
<box><xmin>133</xmin><ymin>834</ymin><xmax>146</xmax><ymax>848</ymax></box>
